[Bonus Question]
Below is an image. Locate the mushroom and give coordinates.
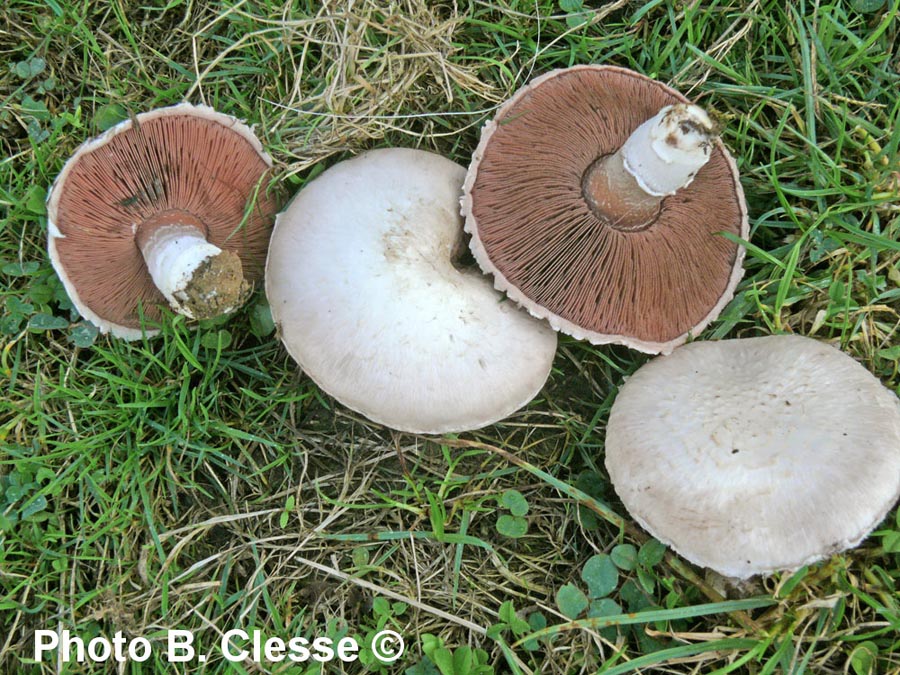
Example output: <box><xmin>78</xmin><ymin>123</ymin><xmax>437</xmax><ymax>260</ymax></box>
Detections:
<box><xmin>265</xmin><ymin>148</ymin><xmax>558</xmax><ymax>434</ymax></box>
<box><xmin>462</xmin><ymin>65</ymin><xmax>749</xmax><ymax>354</ymax></box>
<box><xmin>47</xmin><ymin>102</ymin><xmax>281</xmax><ymax>339</ymax></box>
<box><xmin>604</xmin><ymin>334</ymin><xmax>900</xmax><ymax>579</ymax></box>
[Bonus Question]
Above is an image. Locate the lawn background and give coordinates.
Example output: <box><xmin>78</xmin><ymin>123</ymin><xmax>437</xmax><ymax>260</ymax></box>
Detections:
<box><xmin>2</xmin><ymin>0</ymin><xmax>900</xmax><ymax>673</ymax></box>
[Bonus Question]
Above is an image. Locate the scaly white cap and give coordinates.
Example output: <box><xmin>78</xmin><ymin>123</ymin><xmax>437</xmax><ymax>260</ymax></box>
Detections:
<box><xmin>605</xmin><ymin>334</ymin><xmax>900</xmax><ymax>579</ymax></box>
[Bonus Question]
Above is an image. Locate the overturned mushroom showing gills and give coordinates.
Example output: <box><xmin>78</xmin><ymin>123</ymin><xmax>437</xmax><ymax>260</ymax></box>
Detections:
<box><xmin>266</xmin><ymin>148</ymin><xmax>558</xmax><ymax>434</ymax></box>
<box><xmin>47</xmin><ymin>103</ymin><xmax>280</xmax><ymax>339</ymax></box>
<box><xmin>605</xmin><ymin>335</ymin><xmax>900</xmax><ymax>579</ymax></box>
<box><xmin>463</xmin><ymin>65</ymin><xmax>748</xmax><ymax>354</ymax></box>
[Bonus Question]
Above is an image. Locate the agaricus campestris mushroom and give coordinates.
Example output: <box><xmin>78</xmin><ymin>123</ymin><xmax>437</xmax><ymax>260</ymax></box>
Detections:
<box><xmin>605</xmin><ymin>335</ymin><xmax>900</xmax><ymax>579</ymax></box>
<box><xmin>265</xmin><ymin>148</ymin><xmax>558</xmax><ymax>434</ymax></box>
<box><xmin>47</xmin><ymin>102</ymin><xmax>281</xmax><ymax>339</ymax></box>
<box><xmin>463</xmin><ymin>65</ymin><xmax>749</xmax><ymax>354</ymax></box>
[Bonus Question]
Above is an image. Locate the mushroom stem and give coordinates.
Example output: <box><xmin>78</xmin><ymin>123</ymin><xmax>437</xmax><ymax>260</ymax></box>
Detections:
<box><xmin>582</xmin><ymin>103</ymin><xmax>716</xmax><ymax>231</ymax></box>
<box><xmin>138</xmin><ymin>222</ymin><xmax>247</xmax><ymax>320</ymax></box>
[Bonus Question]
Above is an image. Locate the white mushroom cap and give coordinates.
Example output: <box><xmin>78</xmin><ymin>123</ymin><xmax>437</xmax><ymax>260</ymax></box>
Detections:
<box><xmin>265</xmin><ymin>148</ymin><xmax>558</xmax><ymax>434</ymax></box>
<box><xmin>605</xmin><ymin>335</ymin><xmax>900</xmax><ymax>579</ymax></box>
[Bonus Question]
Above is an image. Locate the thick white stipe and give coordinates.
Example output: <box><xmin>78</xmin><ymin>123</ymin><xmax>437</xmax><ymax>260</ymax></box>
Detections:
<box><xmin>621</xmin><ymin>104</ymin><xmax>714</xmax><ymax>196</ymax></box>
<box><xmin>139</xmin><ymin>224</ymin><xmax>222</xmax><ymax>319</ymax></box>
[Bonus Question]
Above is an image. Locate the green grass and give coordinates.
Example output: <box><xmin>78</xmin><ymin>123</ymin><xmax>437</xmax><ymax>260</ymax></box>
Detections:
<box><xmin>2</xmin><ymin>0</ymin><xmax>900</xmax><ymax>673</ymax></box>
